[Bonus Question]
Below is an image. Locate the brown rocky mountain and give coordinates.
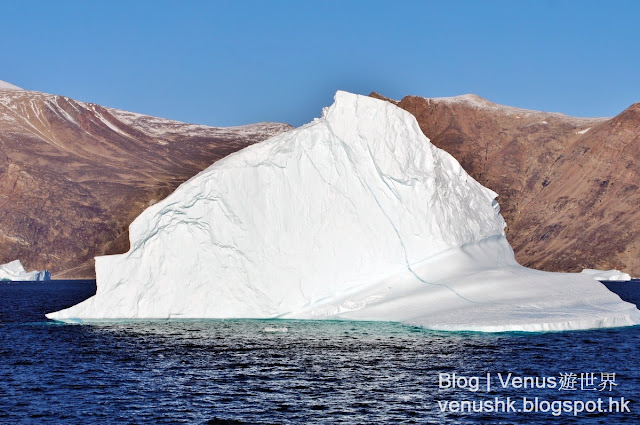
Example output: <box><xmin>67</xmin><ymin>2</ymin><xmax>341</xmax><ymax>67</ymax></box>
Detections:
<box><xmin>0</xmin><ymin>83</ymin><xmax>291</xmax><ymax>278</ymax></box>
<box><xmin>371</xmin><ymin>92</ymin><xmax>640</xmax><ymax>275</ymax></box>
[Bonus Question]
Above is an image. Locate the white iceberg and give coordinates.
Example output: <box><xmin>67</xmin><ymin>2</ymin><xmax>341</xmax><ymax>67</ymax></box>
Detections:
<box><xmin>47</xmin><ymin>91</ymin><xmax>640</xmax><ymax>332</ymax></box>
<box><xmin>0</xmin><ymin>260</ymin><xmax>51</xmax><ymax>281</ymax></box>
<box><xmin>581</xmin><ymin>269</ymin><xmax>632</xmax><ymax>282</ymax></box>
<box><xmin>263</xmin><ymin>326</ymin><xmax>288</xmax><ymax>333</ymax></box>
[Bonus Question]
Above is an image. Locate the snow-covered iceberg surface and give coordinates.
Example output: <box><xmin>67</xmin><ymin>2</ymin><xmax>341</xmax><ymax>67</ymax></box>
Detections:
<box><xmin>581</xmin><ymin>269</ymin><xmax>632</xmax><ymax>282</ymax></box>
<box><xmin>47</xmin><ymin>91</ymin><xmax>640</xmax><ymax>331</ymax></box>
<box><xmin>0</xmin><ymin>260</ymin><xmax>51</xmax><ymax>281</ymax></box>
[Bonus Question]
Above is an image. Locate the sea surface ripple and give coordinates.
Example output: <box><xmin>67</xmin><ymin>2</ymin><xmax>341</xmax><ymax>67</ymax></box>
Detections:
<box><xmin>1</xmin><ymin>280</ymin><xmax>639</xmax><ymax>424</ymax></box>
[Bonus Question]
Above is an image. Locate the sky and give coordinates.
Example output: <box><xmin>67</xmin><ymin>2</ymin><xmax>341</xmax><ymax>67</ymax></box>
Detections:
<box><xmin>1</xmin><ymin>1</ymin><xmax>639</xmax><ymax>127</ymax></box>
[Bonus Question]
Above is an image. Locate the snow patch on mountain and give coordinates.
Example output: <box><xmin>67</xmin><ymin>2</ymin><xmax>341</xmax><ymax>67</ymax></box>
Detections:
<box><xmin>109</xmin><ymin>108</ymin><xmax>291</xmax><ymax>139</ymax></box>
<box><xmin>430</xmin><ymin>94</ymin><xmax>605</xmax><ymax>125</ymax></box>
<box><xmin>0</xmin><ymin>80</ymin><xmax>22</xmax><ymax>91</ymax></box>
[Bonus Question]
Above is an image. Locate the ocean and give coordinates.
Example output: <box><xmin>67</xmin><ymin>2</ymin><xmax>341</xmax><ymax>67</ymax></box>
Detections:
<box><xmin>1</xmin><ymin>280</ymin><xmax>639</xmax><ymax>424</ymax></box>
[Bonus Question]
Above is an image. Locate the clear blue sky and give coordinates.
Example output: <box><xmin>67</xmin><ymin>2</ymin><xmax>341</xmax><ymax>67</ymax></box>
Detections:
<box><xmin>1</xmin><ymin>1</ymin><xmax>638</xmax><ymax>127</ymax></box>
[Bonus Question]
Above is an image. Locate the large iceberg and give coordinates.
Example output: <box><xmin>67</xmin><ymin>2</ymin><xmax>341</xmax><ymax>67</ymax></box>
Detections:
<box><xmin>0</xmin><ymin>260</ymin><xmax>51</xmax><ymax>281</ymax></box>
<box><xmin>47</xmin><ymin>91</ymin><xmax>640</xmax><ymax>331</ymax></box>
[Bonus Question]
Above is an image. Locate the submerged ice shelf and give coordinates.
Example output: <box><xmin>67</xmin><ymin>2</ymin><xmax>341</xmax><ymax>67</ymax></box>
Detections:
<box><xmin>47</xmin><ymin>91</ymin><xmax>640</xmax><ymax>332</ymax></box>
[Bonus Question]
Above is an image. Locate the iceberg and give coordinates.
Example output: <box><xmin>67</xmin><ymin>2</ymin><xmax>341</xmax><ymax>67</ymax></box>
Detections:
<box><xmin>581</xmin><ymin>269</ymin><xmax>632</xmax><ymax>282</ymax></box>
<box><xmin>0</xmin><ymin>260</ymin><xmax>51</xmax><ymax>281</ymax></box>
<box><xmin>47</xmin><ymin>91</ymin><xmax>640</xmax><ymax>331</ymax></box>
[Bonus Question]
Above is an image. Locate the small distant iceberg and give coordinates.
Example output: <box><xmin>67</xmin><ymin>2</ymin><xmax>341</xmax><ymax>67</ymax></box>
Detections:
<box><xmin>263</xmin><ymin>326</ymin><xmax>288</xmax><ymax>333</ymax></box>
<box><xmin>581</xmin><ymin>269</ymin><xmax>632</xmax><ymax>282</ymax></box>
<box><xmin>0</xmin><ymin>260</ymin><xmax>51</xmax><ymax>281</ymax></box>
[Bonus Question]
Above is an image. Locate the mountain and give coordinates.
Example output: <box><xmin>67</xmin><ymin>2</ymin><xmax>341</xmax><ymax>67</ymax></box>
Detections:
<box><xmin>0</xmin><ymin>83</ymin><xmax>291</xmax><ymax>277</ymax></box>
<box><xmin>370</xmin><ymin>92</ymin><xmax>640</xmax><ymax>275</ymax></box>
<box><xmin>47</xmin><ymin>91</ymin><xmax>640</xmax><ymax>332</ymax></box>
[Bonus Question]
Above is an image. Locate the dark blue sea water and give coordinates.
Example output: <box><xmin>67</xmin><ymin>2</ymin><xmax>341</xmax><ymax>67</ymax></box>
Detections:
<box><xmin>1</xmin><ymin>280</ymin><xmax>639</xmax><ymax>424</ymax></box>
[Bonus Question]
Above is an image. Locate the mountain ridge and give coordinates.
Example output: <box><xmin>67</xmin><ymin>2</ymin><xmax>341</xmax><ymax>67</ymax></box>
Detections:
<box><xmin>1</xmin><ymin>82</ymin><xmax>637</xmax><ymax>277</ymax></box>
<box><xmin>0</xmin><ymin>80</ymin><xmax>22</xmax><ymax>91</ymax></box>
